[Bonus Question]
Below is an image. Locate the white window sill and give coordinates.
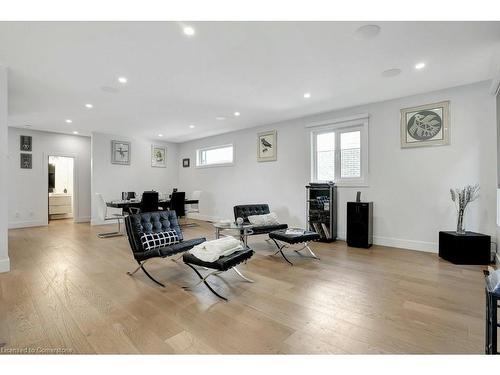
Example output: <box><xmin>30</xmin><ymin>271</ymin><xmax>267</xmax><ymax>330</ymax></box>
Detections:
<box><xmin>195</xmin><ymin>162</ymin><xmax>235</xmax><ymax>169</ymax></box>
<box><xmin>335</xmin><ymin>183</ymin><xmax>370</xmax><ymax>188</ymax></box>
<box><xmin>313</xmin><ymin>179</ymin><xmax>369</xmax><ymax>188</ymax></box>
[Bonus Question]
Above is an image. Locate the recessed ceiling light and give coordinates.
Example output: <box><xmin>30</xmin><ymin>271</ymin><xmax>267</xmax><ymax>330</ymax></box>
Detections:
<box><xmin>158</xmin><ymin>134</ymin><xmax>163</xmax><ymax>137</ymax></box>
<box><xmin>118</xmin><ymin>77</ymin><xmax>128</xmax><ymax>84</ymax></box>
<box><xmin>101</xmin><ymin>86</ymin><xmax>119</xmax><ymax>94</ymax></box>
<box><xmin>354</xmin><ymin>25</ymin><xmax>381</xmax><ymax>40</ymax></box>
<box><xmin>85</xmin><ymin>103</ymin><xmax>93</xmax><ymax>109</ymax></box>
<box><xmin>65</xmin><ymin>119</ymin><xmax>73</xmax><ymax>123</ymax></box>
<box><xmin>234</xmin><ymin>112</ymin><xmax>241</xmax><ymax>117</ymax></box>
<box><xmin>73</xmin><ymin>131</ymin><xmax>79</xmax><ymax>135</ymax></box>
<box><xmin>216</xmin><ymin>116</ymin><xmax>226</xmax><ymax>120</ymax></box>
<box><xmin>303</xmin><ymin>92</ymin><xmax>311</xmax><ymax>99</ymax></box>
<box><xmin>381</xmin><ymin>68</ymin><xmax>402</xmax><ymax>78</ymax></box>
<box><xmin>415</xmin><ymin>62</ymin><xmax>426</xmax><ymax>70</ymax></box>
<box><xmin>189</xmin><ymin>125</ymin><xmax>195</xmax><ymax>129</ymax></box>
<box><xmin>183</xmin><ymin>26</ymin><xmax>195</xmax><ymax>36</ymax></box>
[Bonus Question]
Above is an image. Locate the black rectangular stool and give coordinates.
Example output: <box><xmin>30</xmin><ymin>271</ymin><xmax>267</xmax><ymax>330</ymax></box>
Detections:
<box><xmin>182</xmin><ymin>248</ymin><xmax>255</xmax><ymax>301</ymax></box>
<box><xmin>269</xmin><ymin>229</ymin><xmax>321</xmax><ymax>265</ymax></box>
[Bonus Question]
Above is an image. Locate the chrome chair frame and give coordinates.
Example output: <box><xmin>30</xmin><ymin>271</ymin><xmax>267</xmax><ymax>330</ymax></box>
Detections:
<box><xmin>270</xmin><ymin>238</ymin><xmax>320</xmax><ymax>266</ymax></box>
<box><xmin>183</xmin><ymin>264</ymin><xmax>254</xmax><ymax>301</ymax></box>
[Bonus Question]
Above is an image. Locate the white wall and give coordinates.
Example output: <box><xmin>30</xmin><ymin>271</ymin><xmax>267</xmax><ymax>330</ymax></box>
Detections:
<box><xmin>0</xmin><ymin>66</ymin><xmax>9</xmax><ymax>273</ymax></box>
<box><xmin>91</xmin><ymin>132</ymin><xmax>179</xmax><ymax>225</ymax></box>
<box><xmin>179</xmin><ymin>81</ymin><xmax>497</xmax><ymax>252</ymax></box>
<box><xmin>7</xmin><ymin>128</ymin><xmax>91</xmax><ymax>228</ymax></box>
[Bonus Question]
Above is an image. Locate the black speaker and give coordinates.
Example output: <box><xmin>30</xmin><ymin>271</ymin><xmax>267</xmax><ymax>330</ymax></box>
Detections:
<box><xmin>346</xmin><ymin>202</ymin><xmax>373</xmax><ymax>248</ymax></box>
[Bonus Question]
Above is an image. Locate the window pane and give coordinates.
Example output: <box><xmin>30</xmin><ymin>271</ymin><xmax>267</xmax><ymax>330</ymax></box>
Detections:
<box><xmin>340</xmin><ymin>131</ymin><xmax>361</xmax><ymax>178</ymax></box>
<box><xmin>316</xmin><ymin>132</ymin><xmax>335</xmax><ymax>181</ymax></box>
<box><xmin>317</xmin><ymin>132</ymin><xmax>335</xmax><ymax>152</ymax></box>
<box><xmin>198</xmin><ymin>145</ymin><xmax>233</xmax><ymax>166</ymax></box>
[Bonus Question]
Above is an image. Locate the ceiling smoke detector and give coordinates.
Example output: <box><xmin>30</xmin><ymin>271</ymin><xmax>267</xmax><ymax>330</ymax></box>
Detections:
<box><xmin>101</xmin><ymin>86</ymin><xmax>119</xmax><ymax>94</ymax></box>
<box><xmin>354</xmin><ymin>25</ymin><xmax>381</xmax><ymax>40</ymax></box>
<box><xmin>381</xmin><ymin>68</ymin><xmax>402</xmax><ymax>78</ymax></box>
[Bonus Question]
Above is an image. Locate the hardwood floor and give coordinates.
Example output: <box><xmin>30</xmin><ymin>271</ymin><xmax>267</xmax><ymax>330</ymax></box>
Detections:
<box><xmin>0</xmin><ymin>219</ymin><xmax>487</xmax><ymax>354</ymax></box>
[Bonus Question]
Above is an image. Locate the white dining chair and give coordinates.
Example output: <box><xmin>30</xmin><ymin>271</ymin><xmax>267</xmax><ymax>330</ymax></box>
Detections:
<box><xmin>187</xmin><ymin>190</ymin><xmax>202</xmax><ymax>214</ymax></box>
<box><xmin>183</xmin><ymin>190</ymin><xmax>202</xmax><ymax>227</ymax></box>
<box><xmin>96</xmin><ymin>193</ymin><xmax>126</xmax><ymax>238</ymax></box>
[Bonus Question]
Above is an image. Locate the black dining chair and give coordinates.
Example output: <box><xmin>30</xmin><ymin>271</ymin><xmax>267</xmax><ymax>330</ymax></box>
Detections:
<box><xmin>170</xmin><ymin>191</ymin><xmax>185</xmax><ymax>219</ymax></box>
<box><xmin>141</xmin><ymin>191</ymin><xmax>160</xmax><ymax>213</ymax></box>
<box><xmin>130</xmin><ymin>191</ymin><xmax>159</xmax><ymax>214</ymax></box>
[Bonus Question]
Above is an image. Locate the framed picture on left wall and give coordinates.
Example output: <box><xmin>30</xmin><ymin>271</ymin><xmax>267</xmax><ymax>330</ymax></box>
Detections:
<box><xmin>20</xmin><ymin>153</ymin><xmax>32</xmax><ymax>169</ymax></box>
<box><xmin>111</xmin><ymin>140</ymin><xmax>131</xmax><ymax>165</ymax></box>
<box><xmin>20</xmin><ymin>135</ymin><xmax>32</xmax><ymax>151</ymax></box>
<box><xmin>151</xmin><ymin>144</ymin><xmax>167</xmax><ymax>168</ymax></box>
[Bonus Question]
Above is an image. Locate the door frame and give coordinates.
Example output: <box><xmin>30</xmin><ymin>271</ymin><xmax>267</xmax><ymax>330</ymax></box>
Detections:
<box><xmin>44</xmin><ymin>152</ymin><xmax>79</xmax><ymax>225</ymax></box>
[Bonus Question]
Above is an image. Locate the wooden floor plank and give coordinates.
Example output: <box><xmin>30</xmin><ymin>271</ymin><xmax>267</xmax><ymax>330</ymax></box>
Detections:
<box><xmin>0</xmin><ymin>219</ymin><xmax>488</xmax><ymax>354</ymax></box>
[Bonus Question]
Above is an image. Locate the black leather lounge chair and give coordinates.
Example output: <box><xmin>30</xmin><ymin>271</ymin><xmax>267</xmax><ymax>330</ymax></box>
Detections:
<box><xmin>124</xmin><ymin>210</ymin><xmax>205</xmax><ymax>287</ymax></box>
<box><xmin>233</xmin><ymin>204</ymin><xmax>288</xmax><ymax>236</ymax></box>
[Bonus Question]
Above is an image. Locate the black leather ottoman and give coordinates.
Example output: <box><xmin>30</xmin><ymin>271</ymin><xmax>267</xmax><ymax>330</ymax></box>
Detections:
<box><xmin>183</xmin><ymin>248</ymin><xmax>255</xmax><ymax>300</ymax></box>
<box><xmin>269</xmin><ymin>229</ymin><xmax>321</xmax><ymax>265</ymax></box>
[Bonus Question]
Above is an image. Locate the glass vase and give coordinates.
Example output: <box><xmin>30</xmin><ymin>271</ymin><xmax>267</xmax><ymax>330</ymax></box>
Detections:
<box><xmin>456</xmin><ymin>209</ymin><xmax>466</xmax><ymax>234</ymax></box>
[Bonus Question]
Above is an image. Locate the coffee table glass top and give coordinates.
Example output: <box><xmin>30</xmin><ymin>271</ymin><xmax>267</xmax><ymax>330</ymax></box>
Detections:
<box><xmin>213</xmin><ymin>222</ymin><xmax>253</xmax><ymax>230</ymax></box>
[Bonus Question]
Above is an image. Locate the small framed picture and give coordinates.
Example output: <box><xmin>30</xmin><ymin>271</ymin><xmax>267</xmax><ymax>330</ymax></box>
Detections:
<box><xmin>20</xmin><ymin>153</ymin><xmax>32</xmax><ymax>169</ymax></box>
<box><xmin>151</xmin><ymin>144</ymin><xmax>167</xmax><ymax>168</ymax></box>
<box><xmin>111</xmin><ymin>140</ymin><xmax>131</xmax><ymax>165</ymax></box>
<box><xmin>20</xmin><ymin>135</ymin><xmax>32</xmax><ymax>151</ymax></box>
<box><xmin>182</xmin><ymin>158</ymin><xmax>190</xmax><ymax>168</ymax></box>
<box><xmin>257</xmin><ymin>129</ymin><xmax>277</xmax><ymax>162</ymax></box>
<box><xmin>400</xmin><ymin>101</ymin><xmax>450</xmax><ymax>148</ymax></box>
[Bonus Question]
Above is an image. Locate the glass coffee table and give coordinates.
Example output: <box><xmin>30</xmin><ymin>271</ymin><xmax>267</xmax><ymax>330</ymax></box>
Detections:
<box><xmin>213</xmin><ymin>222</ymin><xmax>254</xmax><ymax>246</ymax></box>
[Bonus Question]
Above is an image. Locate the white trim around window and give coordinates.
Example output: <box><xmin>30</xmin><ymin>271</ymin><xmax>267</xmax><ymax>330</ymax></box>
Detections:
<box><xmin>195</xmin><ymin>143</ymin><xmax>234</xmax><ymax>168</ymax></box>
<box><xmin>309</xmin><ymin>114</ymin><xmax>369</xmax><ymax>187</ymax></box>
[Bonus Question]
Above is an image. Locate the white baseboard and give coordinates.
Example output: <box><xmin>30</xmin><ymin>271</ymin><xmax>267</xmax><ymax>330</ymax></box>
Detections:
<box><xmin>186</xmin><ymin>213</ymin><xmax>221</xmax><ymax>223</ymax></box>
<box><xmin>74</xmin><ymin>216</ymin><xmax>90</xmax><ymax>223</ymax></box>
<box><xmin>337</xmin><ymin>231</ymin><xmax>436</xmax><ymax>253</ymax></box>
<box><xmin>0</xmin><ymin>257</ymin><xmax>10</xmax><ymax>273</ymax></box>
<box><xmin>373</xmin><ymin>235</ymin><xmax>437</xmax><ymax>253</ymax></box>
<box><xmin>9</xmin><ymin>217</ymin><xmax>91</xmax><ymax>228</ymax></box>
<box><xmin>8</xmin><ymin>220</ymin><xmax>46</xmax><ymax>229</ymax></box>
<box><xmin>91</xmin><ymin>220</ymin><xmax>115</xmax><ymax>226</ymax></box>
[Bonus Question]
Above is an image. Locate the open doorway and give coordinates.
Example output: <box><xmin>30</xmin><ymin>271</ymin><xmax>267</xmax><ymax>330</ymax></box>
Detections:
<box><xmin>48</xmin><ymin>155</ymin><xmax>75</xmax><ymax>222</ymax></box>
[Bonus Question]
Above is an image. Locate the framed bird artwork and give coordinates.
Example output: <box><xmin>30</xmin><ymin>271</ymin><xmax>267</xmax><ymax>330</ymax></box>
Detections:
<box><xmin>257</xmin><ymin>129</ymin><xmax>277</xmax><ymax>162</ymax></box>
<box><xmin>151</xmin><ymin>144</ymin><xmax>167</xmax><ymax>168</ymax></box>
<box><xmin>400</xmin><ymin>101</ymin><xmax>450</xmax><ymax>148</ymax></box>
<box><xmin>111</xmin><ymin>140</ymin><xmax>131</xmax><ymax>165</ymax></box>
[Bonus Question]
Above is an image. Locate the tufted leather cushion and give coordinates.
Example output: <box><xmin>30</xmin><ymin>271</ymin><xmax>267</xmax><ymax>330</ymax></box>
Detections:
<box><xmin>234</xmin><ymin>204</ymin><xmax>271</xmax><ymax>222</ymax></box>
<box><xmin>251</xmin><ymin>223</ymin><xmax>288</xmax><ymax>235</ymax></box>
<box><xmin>233</xmin><ymin>204</ymin><xmax>288</xmax><ymax>235</ymax></box>
<box><xmin>183</xmin><ymin>248</ymin><xmax>254</xmax><ymax>271</ymax></box>
<box><xmin>269</xmin><ymin>229</ymin><xmax>320</xmax><ymax>244</ymax></box>
<box><xmin>126</xmin><ymin>211</ymin><xmax>183</xmax><ymax>253</ymax></box>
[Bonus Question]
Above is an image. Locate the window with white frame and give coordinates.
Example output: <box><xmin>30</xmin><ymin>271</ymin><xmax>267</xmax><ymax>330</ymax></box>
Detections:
<box><xmin>310</xmin><ymin>114</ymin><xmax>369</xmax><ymax>186</ymax></box>
<box><xmin>196</xmin><ymin>144</ymin><xmax>234</xmax><ymax>167</ymax></box>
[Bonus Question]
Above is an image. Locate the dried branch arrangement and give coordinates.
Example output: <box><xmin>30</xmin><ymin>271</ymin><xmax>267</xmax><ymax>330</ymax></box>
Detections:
<box><xmin>450</xmin><ymin>184</ymin><xmax>480</xmax><ymax>234</ymax></box>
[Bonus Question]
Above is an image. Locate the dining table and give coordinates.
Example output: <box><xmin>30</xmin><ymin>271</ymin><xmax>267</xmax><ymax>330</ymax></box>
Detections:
<box><xmin>107</xmin><ymin>198</ymin><xmax>199</xmax><ymax>212</ymax></box>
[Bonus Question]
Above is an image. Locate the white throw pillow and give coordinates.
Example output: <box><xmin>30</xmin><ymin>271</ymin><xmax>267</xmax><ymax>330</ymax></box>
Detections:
<box><xmin>247</xmin><ymin>212</ymin><xmax>280</xmax><ymax>226</ymax></box>
<box><xmin>140</xmin><ymin>230</ymin><xmax>179</xmax><ymax>251</ymax></box>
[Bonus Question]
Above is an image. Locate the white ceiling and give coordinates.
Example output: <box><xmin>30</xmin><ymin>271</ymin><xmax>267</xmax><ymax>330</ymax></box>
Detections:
<box><xmin>1</xmin><ymin>21</ymin><xmax>499</xmax><ymax>142</ymax></box>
